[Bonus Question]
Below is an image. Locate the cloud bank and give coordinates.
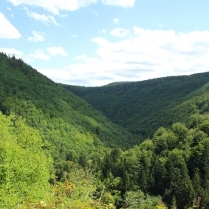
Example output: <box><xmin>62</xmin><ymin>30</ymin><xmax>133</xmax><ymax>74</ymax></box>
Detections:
<box><xmin>8</xmin><ymin>0</ymin><xmax>136</xmax><ymax>14</ymax></box>
<box><xmin>37</xmin><ymin>27</ymin><xmax>209</xmax><ymax>86</ymax></box>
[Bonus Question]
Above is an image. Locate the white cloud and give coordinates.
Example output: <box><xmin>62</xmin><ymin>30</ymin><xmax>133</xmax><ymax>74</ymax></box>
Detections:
<box><xmin>8</xmin><ymin>0</ymin><xmax>135</xmax><ymax>14</ymax></box>
<box><xmin>102</xmin><ymin>0</ymin><xmax>136</xmax><ymax>7</ymax></box>
<box><xmin>9</xmin><ymin>0</ymin><xmax>98</xmax><ymax>14</ymax></box>
<box><xmin>110</xmin><ymin>28</ymin><xmax>130</xmax><ymax>38</ymax></box>
<box><xmin>28</xmin><ymin>31</ymin><xmax>45</xmax><ymax>42</ymax></box>
<box><xmin>38</xmin><ymin>28</ymin><xmax>209</xmax><ymax>86</ymax></box>
<box><xmin>26</xmin><ymin>11</ymin><xmax>58</xmax><ymax>25</ymax></box>
<box><xmin>47</xmin><ymin>47</ymin><xmax>68</xmax><ymax>56</ymax></box>
<box><xmin>92</xmin><ymin>37</ymin><xmax>109</xmax><ymax>46</ymax></box>
<box><xmin>0</xmin><ymin>48</ymin><xmax>23</xmax><ymax>58</ymax></box>
<box><xmin>0</xmin><ymin>13</ymin><xmax>21</xmax><ymax>39</ymax></box>
<box><xmin>29</xmin><ymin>50</ymin><xmax>50</xmax><ymax>60</ymax></box>
<box><xmin>113</xmin><ymin>18</ymin><xmax>119</xmax><ymax>24</ymax></box>
<box><xmin>26</xmin><ymin>47</ymin><xmax>67</xmax><ymax>63</ymax></box>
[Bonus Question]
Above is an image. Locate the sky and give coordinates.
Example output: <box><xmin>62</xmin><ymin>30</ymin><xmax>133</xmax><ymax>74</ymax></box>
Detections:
<box><xmin>1</xmin><ymin>0</ymin><xmax>209</xmax><ymax>86</ymax></box>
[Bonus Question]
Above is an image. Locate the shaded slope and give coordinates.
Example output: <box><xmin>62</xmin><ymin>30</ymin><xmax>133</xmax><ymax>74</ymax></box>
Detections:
<box><xmin>62</xmin><ymin>72</ymin><xmax>209</xmax><ymax>137</ymax></box>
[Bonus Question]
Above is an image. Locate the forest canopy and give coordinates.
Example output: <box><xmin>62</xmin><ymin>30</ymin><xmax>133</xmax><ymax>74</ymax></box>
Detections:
<box><xmin>1</xmin><ymin>52</ymin><xmax>209</xmax><ymax>208</ymax></box>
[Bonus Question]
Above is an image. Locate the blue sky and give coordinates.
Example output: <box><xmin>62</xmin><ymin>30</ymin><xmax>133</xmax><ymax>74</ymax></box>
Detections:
<box><xmin>1</xmin><ymin>0</ymin><xmax>209</xmax><ymax>86</ymax></box>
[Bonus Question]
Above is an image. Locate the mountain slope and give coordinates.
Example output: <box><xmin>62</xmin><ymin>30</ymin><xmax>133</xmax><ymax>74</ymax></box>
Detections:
<box><xmin>0</xmin><ymin>53</ymin><xmax>138</xmax><ymax>167</ymax></box>
<box><xmin>2</xmin><ymin>52</ymin><xmax>209</xmax><ymax>208</ymax></box>
<box><xmin>62</xmin><ymin>72</ymin><xmax>209</xmax><ymax>137</ymax></box>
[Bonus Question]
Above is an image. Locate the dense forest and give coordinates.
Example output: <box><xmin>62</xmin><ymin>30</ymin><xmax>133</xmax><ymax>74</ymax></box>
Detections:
<box><xmin>62</xmin><ymin>73</ymin><xmax>209</xmax><ymax>137</ymax></box>
<box><xmin>1</xmin><ymin>52</ymin><xmax>209</xmax><ymax>208</ymax></box>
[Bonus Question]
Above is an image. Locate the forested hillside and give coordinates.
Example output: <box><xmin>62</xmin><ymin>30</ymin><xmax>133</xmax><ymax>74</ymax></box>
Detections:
<box><xmin>62</xmin><ymin>73</ymin><xmax>209</xmax><ymax>137</ymax></box>
<box><xmin>0</xmin><ymin>52</ymin><xmax>137</xmax><ymax>207</ymax></box>
<box><xmin>2</xmin><ymin>52</ymin><xmax>209</xmax><ymax>208</ymax></box>
<box><xmin>0</xmin><ymin>52</ymin><xmax>138</xmax><ymax>149</ymax></box>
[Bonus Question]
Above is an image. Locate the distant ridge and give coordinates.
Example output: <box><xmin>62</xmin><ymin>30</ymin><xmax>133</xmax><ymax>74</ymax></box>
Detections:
<box><xmin>62</xmin><ymin>71</ymin><xmax>209</xmax><ymax>137</ymax></box>
<box><xmin>104</xmin><ymin>81</ymin><xmax>132</xmax><ymax>87</ymax></box>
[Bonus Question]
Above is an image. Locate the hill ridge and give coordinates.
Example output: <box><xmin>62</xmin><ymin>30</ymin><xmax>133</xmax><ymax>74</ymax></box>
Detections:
<box><xmin>62</xmin><ymin>71</ymin><xmax>209</xmax><ymax>137</ymax></box>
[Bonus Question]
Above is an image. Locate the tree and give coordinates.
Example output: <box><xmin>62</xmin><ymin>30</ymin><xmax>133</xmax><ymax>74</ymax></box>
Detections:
<box><xmin>0</xmin><ymin>113</ymin><xmax>52</xmax><ymax>208</ymax></box>
<box><xmin>166</xmin><ymin>150</ymin><xmax>194</xmax><ymax>208</ymax></box>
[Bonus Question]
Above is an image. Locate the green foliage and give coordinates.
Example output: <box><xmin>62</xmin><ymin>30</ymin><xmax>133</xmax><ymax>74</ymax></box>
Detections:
<box><xmin>0</xmin><ymin>52</ymin><xmax>140</xmax><ymax>186</ymax></box>
<box><xmin>3</xmin><ymin>52</ymin><xmax>209</xmax><ymax>208</ymax></box>
<box><xmin>122</xmin><ymin>190</ymin><xmax>163</xmax><ymax>209</ymax></box>
<box><xmin>0</xmin><ymin>52</ymin><xmax>139</xmax><ymax>209</ymax></box>
<box><xmin>0</xmin><ymin>112</ymin><xmax>52</xmax><ymax>208</ymax></box>
<box><xmin>97</xmin><ymin>113</ymin><xmax>209</xmax><ymax>208</ymax></box>
<box><xmin>62</xmin><ymin>72</ymin><xmax>209</xmax><ymax>137</ymax></box>
<box><xmin>0</xmin><ymin>52</ymin><xmax>136</xmax><ymax>152</ymax></box>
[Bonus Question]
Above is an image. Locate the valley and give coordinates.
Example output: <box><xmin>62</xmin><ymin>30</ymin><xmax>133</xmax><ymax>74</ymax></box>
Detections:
<box><xmin>1</xmin><ymin>52</ymin><xmax>209</xmax><ymax>208</ymax></box>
